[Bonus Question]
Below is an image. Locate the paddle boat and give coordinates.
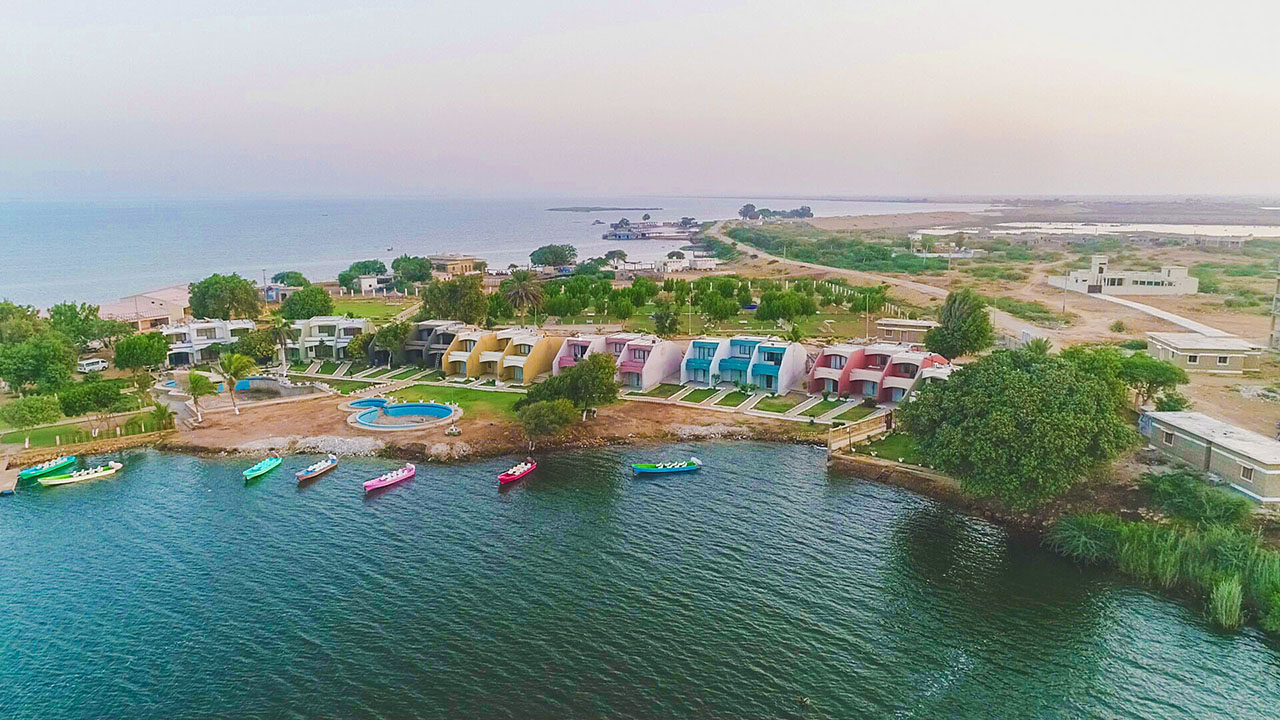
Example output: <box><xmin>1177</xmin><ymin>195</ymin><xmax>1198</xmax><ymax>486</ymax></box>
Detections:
<box><xmin>632</xmin><ymin>457</ymin><xmax>702</xmax><ymax>474</ymax></box>
<box><xmin>363</xmin><ymin>463</ymin><xmax>416</xmax><ymax>493</ymax></box>
<box><xmin>295</xmin><ymin>454</ymin><xmax>339</xmax><ymax>482</ymax></box>
<box><xmin>38</xmin><ymin>461</ymin><xmax>124</xmax><ymax>487</ymax></box>
<box><xmin>18</xmin><ymin>456</ymin><xmax>77</xmax><ymax>481</ymax></box>
<box><xmin>242</xmin><ymin>456</ymin><xmax>283</xmax><ymax>483</ymax></box>
<box><xmin>498</xmin><ymin>459</ymin><xmax>537</xmax><ymax>485</ymax></box>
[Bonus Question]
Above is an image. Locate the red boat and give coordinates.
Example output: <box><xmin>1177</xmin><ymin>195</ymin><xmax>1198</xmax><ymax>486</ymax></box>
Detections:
<box><xmin>498</xmin><ymin>459</ymin><xmax>537</xmax><ymax>485</ymax></box>
<box><xmin>363</xmin><ymin>463</ymin><xmax>416</xmax><ymax>493</ymax></box>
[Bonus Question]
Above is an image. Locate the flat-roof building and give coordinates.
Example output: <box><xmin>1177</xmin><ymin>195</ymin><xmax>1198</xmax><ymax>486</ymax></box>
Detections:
<box><xmin>1055</xmin><ymin>255</ymin><xmax>1198</xmax><ymax>296</ymax></box>
<box><xmin>1140</xmin><ymin>411</ymin><xmax>1280</xmax><ymax>502</ymax></box>
<box><xmin>1147</xmin><ymin>332</ymin><xmax>1263</xmax><ymax>374</ymax></box>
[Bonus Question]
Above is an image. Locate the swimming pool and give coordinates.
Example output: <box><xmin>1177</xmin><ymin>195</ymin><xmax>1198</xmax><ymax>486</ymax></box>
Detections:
<box><xmin>349</xmin><ymin>401</ymin><xmax>460</xmax><ymax>430</ymax></box>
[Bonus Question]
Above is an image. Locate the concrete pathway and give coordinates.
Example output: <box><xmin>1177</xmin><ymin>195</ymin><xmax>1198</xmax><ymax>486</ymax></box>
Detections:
<box><xmin>786</xmin><ymin>396</ymin><xmax>825</xmax><ymax>416</ymax></box>
<box><xmin>353</xmin><ymin>365</ymin><xmax>389</xmax><ymax>379</ymax></box>
<box><xmin>704</xmin><ymin>388</ymin><xmax>735</xmax><ymax>406</ymax></box>
<box><xmin>737</xmin><ymin>392</ymin><xmax>769</xmax><ymax>411</ymax></box>
<box><xmin>334</xmin><ymin>361</ymin><xmax>352</xmax><ymax>376</ymax></box>
<box><xmin>1046</xmin><ymin>277</ymin><xmax>1233</xmax><ymax>336</ymax></box>
<box><xmin>305</xmin><ymin>361</ymin><xmax>323</xmax><ymax>374</ymax></box>
<box><xmin>668</xmin><ymin>385</ymin><xmax>698</xmax><ymax>402</ymax></box>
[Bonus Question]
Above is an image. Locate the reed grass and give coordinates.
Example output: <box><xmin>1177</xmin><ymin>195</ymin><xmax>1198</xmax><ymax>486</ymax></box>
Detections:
<box><xmin>1210</xmin><ymin>576</ymin><xmax>1244</xmax><ymax>629</ymax></box>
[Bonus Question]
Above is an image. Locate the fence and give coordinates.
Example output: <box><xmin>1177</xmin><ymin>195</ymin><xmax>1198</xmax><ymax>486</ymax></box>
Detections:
<box><xmin>827</xmin><ymin>410</ymin><xmax>893</xmax><ymax>453</ymax></box>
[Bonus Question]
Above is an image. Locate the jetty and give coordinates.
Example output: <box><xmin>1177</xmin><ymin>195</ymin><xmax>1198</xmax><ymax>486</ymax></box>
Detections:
<box><xmin>1</xmin><ymin>457</ymin><xmax>18</xmax><ymax>496</ymax></box>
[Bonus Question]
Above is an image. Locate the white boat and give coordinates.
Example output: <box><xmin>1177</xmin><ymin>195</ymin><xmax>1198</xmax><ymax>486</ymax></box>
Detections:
<box><xmin>38</xmin><ymin>461</ymin><xmax>124</xmax><ymax>487</ymax></box>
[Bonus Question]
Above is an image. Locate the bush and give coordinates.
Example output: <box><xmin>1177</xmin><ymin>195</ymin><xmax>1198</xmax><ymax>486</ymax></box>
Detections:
<box><xmin>1143</xmin><ymin>471</ymin><xmax>1252</xmax><ymax>527</ymax></box>
<box><xmin>1119</xmin><ymin>339</ymin><xmax>1148</xmax><ymax>350</ymax></box>
<box><xmin>58</xmin><ymin>380</ymin><xmax>131</xmax><ymax>416</ymax></box>
<box><xmin>1210</xmin><ymin>575</ymin><xmax>1244</xmax><ymax>629</ymax></box>
<box><xmin>1109</xmin><ymin>320</ymin><xmax>1126</xmax><ymax>333</ymax></box>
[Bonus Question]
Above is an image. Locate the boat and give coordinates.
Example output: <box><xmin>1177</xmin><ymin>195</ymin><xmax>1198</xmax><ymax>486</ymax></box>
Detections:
<box><xmin>498</xmin><ymin>460</ymin><xmax>537</xmax><ymax>485</ymax></box>
<box><xmin>18</xmin><ymin>456</ymin><xmax>77</xmax><ymax>481</ymax></box>
<box><xmin>632</xmin><ymin>457</ymin><xmax>702</xmax><ymax>474</ymax></box>
<box><xmin>242</xmin><ymin>456</ymin><xmax>283</xmax><ymax>482</ymax></box>
<box><xmin>38</xmin><ymin>461</ymin><xmax>123</xmax><ymax>487</ymax></box>
<box><xmin>295</xmin><ymin>454</ymin><xmax>338</xmax><ymax>482</ymax></box>
<box><xmin>363</xmin><ymin>463</ymin><xmax>416</xmax><ymax>493</ymax></box>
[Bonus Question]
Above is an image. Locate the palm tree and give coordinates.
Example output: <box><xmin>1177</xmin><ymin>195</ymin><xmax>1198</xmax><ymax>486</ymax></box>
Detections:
<box><xmin>503</xmin><ymin>270</ymin><xmax>544</xmax><ymax>321</ymax></box>
<box><xmin>186</xmin><ymin>372</ymin><xmax>217</xmax><ymax>422</ymax></box>
<box><xmin>149</xmin><ymin>402</ymin><xmax>176</xmax><ymax>431</ymax></box>
<box><xmin>267</xmin><ymin>315</ymin><xmax>293</xmax><ymax>369</ymax></box>
<box><xmin>217</xmin><ymin>353</ymin><xmax>257</xmax><ymax>415</ymax></box>
<box><xmin>1023</xmin><ymin>337</ymin><xmax>1053</xmax><ymax>355</ymax></box>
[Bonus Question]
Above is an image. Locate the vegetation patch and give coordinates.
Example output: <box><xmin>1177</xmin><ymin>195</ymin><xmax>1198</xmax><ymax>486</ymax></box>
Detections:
<box><xmin>389</xmin><ymin>368</ymin><xmax>420</xmax><ymax>380</ymax></box>
<box><xmin>639</xmin><ymin>383</ymin><xmax>683</xmax><ymax>398</ymax></box>
<box><xmin>682</xmin><ymin>388</ymin><xmax>719</xmax><ymax>404</ymax></box>
<box><xmin>318</xmin><ymin>361</ymin><xmax>340</xmax><ymax>375</ymax></box>
<box><xmin>1</xmin><ymin>412</ymin><xmax>152</xmax><ymax>448</ymax></box>
<box><xmin>984</xmin><ymin>295</ymin><xmax>1073</xmax><ymax>326</ymax></box>
<box><xmin>725</xmin><ymin>225</ymin><xmax>949</xmax><ymax>275</ymax></box>
<box><xmin>959</xmin><ymin>265</ymin><xmax>1027</xmax><ymax>282</ymax></box>
<box><xmin>714</xmin><ymin>391</ymin><xmax>750</xmax><ymax>407</ymax></box>
<box><xmin>858</xmin><ymin>432</ymin><xmax>922</xmax><ymax>465</ymax></box>
<box><xmin>390</xmin><ymin>384</ymin><xmax>523</xmax><ymax>420</ymax></box>
<box><xmin>800</xmin><ymin>399</ymin><xmax>844</xmax><ymax>417</ymax></box>
<box><xmin>331</xmin><ymin>297</ymin><xmax>412</xmax><ymax>321</ymax></box>
<box><xmin>751</xmin><ymin>393</ymin><xmax>806</xmax><ymax>414</ymax></box>
<box><xmin>836</xmin><ymin>405</ymin><xmax>876</xmax><ymax>422</ymax></box>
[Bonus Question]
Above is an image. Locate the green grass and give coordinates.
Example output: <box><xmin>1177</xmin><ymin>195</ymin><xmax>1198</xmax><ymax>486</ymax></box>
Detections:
<box><xmin>289</xmin><ymin>362</ymin><xmax>310</xmax><ymax>372</ymax></box>
<box><xmin>715</xmin><ymin>391</ymin><xmax>750</xmax><ymax>408</ymax></box>
<box><xmin>389</xmin><ymin>384</ymin><xmax>523</xmax><ymax>420</ymax></box>
<box><xmin>836</xmin><ymin>405</ymin><xmax>876</xmax><ymax>422</ymax></box>
<box><xmin>343</xmin><ymin>362</ymin><xmax>369</xmax><ymax>377</ymax></box>
<box><xmin>859</xmin><ymin>432</ymin><xmax>922</xmax><ymax>464</ymax></box>
<box><xmin>682</xmin><ymin>388</ymin><xmax>718</xmax><ymax>404</ymax></box>
<box><xmin>389</xmin><ymin>368</ymin><xmax>420</xmax><ymax>380</ymax></box>
<box><xmin>331</xmin><ymin>297</ymin><xmax>415</xmax><ymax>321</ymax></box>
<box><xmin>287</xmin><ymin>375</ymin><xmax>374</xmax><ymax>395</ymax></box>
<box><xmin>801</xmin><ymin>399</ymin><xmax>844</xmax><ymax>417</ymax></box>
<box><xmin>364</xmin><ymin>367</ymin><xmax>395</xmax><ymax>378</ymax></box>
<box><xmin>639</xmin><ymin>383</ymin><xmax>683</xmax><ymax>398</ymax></box>
<box><xmin>318</xmin><ymin>361</ymin><xmax>340</xmax><ymax>375</ymax></box>
<box><xmin>985</xmin><ymin>295</ymin><xmax>1073</xmax><ymax>326</ymax></box>
<box><xmin>1</xmin><ymin>413</ymin><xmax>151</xmax><ymax>448</ymax></box>
<box><xmin>752</xmin><ymin>393</ymin><xmax>806</xmax><ymax>413</ymax></box>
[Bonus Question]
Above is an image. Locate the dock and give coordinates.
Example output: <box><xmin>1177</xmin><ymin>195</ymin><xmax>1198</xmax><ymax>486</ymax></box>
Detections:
<box><xmin>0</xmin><ymin>457</ymin><xmax>18</xmax><ymax>496</ymax></box>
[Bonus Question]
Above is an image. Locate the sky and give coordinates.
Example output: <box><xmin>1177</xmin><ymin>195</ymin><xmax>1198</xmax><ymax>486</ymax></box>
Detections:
<box><xmin>3</xmin><ymin>0</ymin><xmax>1279</xmax><ymax>199</ymax></box>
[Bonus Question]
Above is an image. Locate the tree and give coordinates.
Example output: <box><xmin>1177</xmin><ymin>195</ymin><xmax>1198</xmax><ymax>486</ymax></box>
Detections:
<box><xmin>629</xmin><ymin>276</ymin><xmax>659</xmax><ymax>305</ymax></box>
<box><xmin>487</xmin><ymin>292</ymin><xmax>514</xmax><ymax>324</ymax></box>
<box><xmin>280</xmin><ymin>285</ymin><xmax>335</xmax><ymax>320</ymax></box>
<box><xmin>1121</xmin><ymin>353</ymin><xmax>1189</xmax><ymax>408</ymax></box>
<box><xmin>149</xmin><ymin>402</ymin><xmax>176</xmax><ymax>431</ymax></box>
<box><xmin>346</xmin><ymin>332</ymin><xmax>373</xmax><ymax>363</ymax></box>
<box><xmin>1059</xmin><ymin>344</ymin><xmax>1128</xmax><ymax>410</ymax></box>
<box><xmin>612</xmin><ymin>297</ymin><xmax>635</xmax><ymax>321</ymax></box>
<box><xmin>517</xmin><ymin>398</ymin><xmax>578</xmax><ymax>449</ymax></box>
<box><xmin>391</xmin><ymin>255</ymin><xmax>434</xmax><ymax>283</ymax></box>
<box><xmin>0</xmin><ymin>332</ymin><xmax>75</xmax><ymax>392</ymax></box>
<box><xmin>924</xmin><ymin>288</ymin><xmax>994</xmax><ymax>360</ymax></box>
<box><xmin>518</xmin><ymin>352</ymin><xmax>618</xmax><ymax>419</ymax></box>
<box><xmin>755</xmin><ymin>290</ymin><xmax>815</xmax><ymax>322</ymax></box>
<box><xmin>186</xmin><ymin>373</ymin><xmax>217</xmax><ymax>422</ymax></box>
<box><xmin>49</xmin><ymin>302</ymin><xmax>101</xmax><ymax>351</ymax></box>
<box><xmin>0</xmin><ymin>394</ymin><xmax>62</xmax><ymax>430</ymax></box>
<box><xmin>652</xmin><ymin>299</ymin><xmax>680</xmax><ymax>337</ymax></box>
<box><xmin>58</xmin><ymin>380</ymin><xmax>129</xmax><ymax>417</ymax></box>
<box><xmin>114</xmin><ymin>332</ymin><xmax>169</xmax><ymax>371</ymax></box>
<box><xmin>374</xmin><ymin>321</ymin><xmax>412</xmax><ymax>367</ymax></box>
<box><xmin>642</xmin><ymin>213</ymin><xmax>651</xmax><ymax>221</ymax></box>
<box><xmin>419</xmin><ymin>275</ymin><xmax>488</xmax><ymax>325</ymax></box>
<box><xmin>189</xmin><ymin>273</ymin><xmax>262</xmax><ymax>319</ymax></box>
<box><xmin>1155</xmin><ymin>392</ymin><xmax>1191</xmax><ymax>412</ymax></box>
<box><xmin>230</xmin><ymin>329</ymin><xmax>278</xmax><ymax>363</ymax></box>
<box><xmin>784</xmin><ymin>325</ymin><xmax>805</xmax><ymax>343</ymax></box>
<box><xmin>667</xmin><ymin>250</ymin><xmax>685</xmax><ymax>260</ymax></box>
<box><xmin>529</xmin><ymin>244</ymin><xmax>577</xmax><ymax>266</ymax></box>
<box><xmin>271</xmin><ymin>271</ymin><xmax>310</xmax><ymax>286</ymax></box>
<box><xmin>897</xmin><ymin>349</ymin><xmax>1137</xmax><ymax>508</ymax></box>
<box><xmin>502</xmin><ymin>270</ymin><xmax>544</xmax><ymax>318</ymax></box>
<box><xmin>738</xmin><ymin>203</ymin><xmax>757</xmax><ymax>220</ymax></box>
<box><xmin>337</xmin><ymin>260</ymin><xmax>388</xmax><ymax>291</ymax></box>
<box><xmin>0</xmin><ymin>301</ymin><xmax>45</xmax><ymax>344</ymax></box>
<box><xmin>701</xmin><ymin>292</ymin><xmax>739</xmax><ymax>323</ymax></box>
<box><xmin>216</xmin><ymin>353</ymin><xmax>257</xmax><ymax>415</ymax></box>
<box><xmin>267</xmin><ymin>315</ymin><xmax>294</xmax><ymax>367</ymax></box>
<box><xmin>604</xmin><ymin>249</ymin><xmax>628</xmax><ymax>263</ymax></box>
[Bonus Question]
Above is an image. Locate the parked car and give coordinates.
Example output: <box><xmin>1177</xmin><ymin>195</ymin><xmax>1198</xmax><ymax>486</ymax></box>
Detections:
<box><xmin>76</xmin><ymin>358</ymin><xmax>109</xmax><ymax>373</ymax></box>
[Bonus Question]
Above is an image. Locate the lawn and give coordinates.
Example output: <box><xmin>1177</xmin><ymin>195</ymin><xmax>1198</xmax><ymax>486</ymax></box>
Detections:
<box><xmin>751</xmin><ymin>393</ymin><xmax>806</xmax><ymax>414</ymax></box>
<box><xmin>389</xmin><ymin>368</ymin><xmax>420</xmax><ymax>380</ymax></box>
<box><xmin>681</xmin><ymin>388</ymin><xmax>719</xmax><ymax>404</ymax></box>
<box><xmin>389</xmin><ymin>384</ymin><xmax>523</xmax><ymax>421</ymax></box>
<box><xmin>715</xmin><ymin>391</ymin><xmax>750</xmax><ymax>408</ymax></box>
<box><xmin>801</xmin><ymin>399</ymin><xmax>844</xmax><ymax>417</ymax></box>
<box><xmin>836</xmin><ymin>405</ymin><xmax>877</xmax><ymax>422</ymax></box>
<box><xmin>288</xmin><ymin>375</ymin><xmax>374</xmax><ymax>395</ymax></box>
<box><xmin>289</xmin><ymin>362</ymin><xmax>311</xmax><ymax>372</ymax></box>
<box><xmin>318</xmin><ymin>361</ymin><xmax>340</xmax><ymax>375</ymax></box>
<box><xmin>364</xmin><ymin>367</ymin><xmax>395</xmax><ymax>378</ymax></box>
<box><xmin>859</xmin><ymin>432</ymin><xmax>923</xmax><ymax>465</ymax></box>
<box><xmin>1</xmin><ymin>413</ymin><xmax>151</xmax><ymax>448</ymax></box>
<box><xmin>639</xmin><ymin>383</ymin><xmax>683</xmax><ymax>398</ymax></box>
<box><xmin>343</xmin><ymin>363</ymin><xmax>369</xmax><ymax>377</ymax></box>
<box><xmin>331</xmin><ymin>297</ymin><xmax>415</xmax><ymax>321</ymax></box>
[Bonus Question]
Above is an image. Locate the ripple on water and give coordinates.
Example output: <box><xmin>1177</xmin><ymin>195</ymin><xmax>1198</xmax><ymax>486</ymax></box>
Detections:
<box><xmin>1</xmin><ymin>443</ymin><xmax>1278</xmax><ymax>719</ymax></box>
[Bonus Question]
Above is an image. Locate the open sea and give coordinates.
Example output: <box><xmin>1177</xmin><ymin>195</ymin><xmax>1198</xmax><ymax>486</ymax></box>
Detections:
<box><xmin>2</xmin><ymin>443</ymin><xmax>1278</xmax><ymax>719</ymax></box>
<box><xmin>0</xmin><ymin>197</ymin><xmax>988</xmax><ymax>308</ymax></box>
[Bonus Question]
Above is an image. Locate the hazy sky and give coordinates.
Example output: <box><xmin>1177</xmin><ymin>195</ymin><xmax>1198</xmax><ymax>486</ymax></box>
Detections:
<box><xmin>4</xmin><ymin>0</ymin><xmax>1279</xmax><ymax>198</ymax></box>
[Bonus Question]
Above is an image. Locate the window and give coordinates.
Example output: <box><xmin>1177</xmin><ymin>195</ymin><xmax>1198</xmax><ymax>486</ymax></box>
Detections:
<box><xmin>1241</xmin><ymin>466</ymin><xmax>1255</xmax><ymax>482</ymax></box>
<box><xmin>1186</xmin><ymin>355</ymin><xmax>1198</xmax><ymax>365</ymax></box>
<box><xmin>630</xmin><ymin>349</ymin><xmax>649</xmax><ymax>361</ymax></box>
<box><xmin>828</xmin><ymin>355</ymin><xmax>846</xmax><ymax>370</ymax></box>
<box><xmin>571</xmin><ymin>345</ymin><xmax>588</xmax><ymax>359</ymax></box>
<box><xmin>1161</xmin><ymin>430</ymin><xmax>1174</xmax><ymax>446</ymax></box>
<box><xmin>1217</xmin><ymin>356</ymin><xmax>1229</xmax><ymax>365</ymax></box>
<box><xmin>696</xmin><ymin>347</ymin><xmax>716</xmax><ymax>359</ymax></box>
<box><xmin>883</xmin><ymin>329</ymin><xmax>896</xmax><ymax>338</ymax></box>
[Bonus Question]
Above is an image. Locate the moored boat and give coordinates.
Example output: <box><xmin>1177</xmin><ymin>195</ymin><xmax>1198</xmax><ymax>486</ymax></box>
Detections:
<box><xmin>498</xmin><ymin>459</ymin><xmax>537</xmax><ymax>485</ymax></box>
<box><xmin>632</xmin><ymin>457</ymin><xmax>702</xmax><ymax>474</ymax></box>
<box><xmin>243</xmin><ymin>456</ymin><xmax>283</xmax><ymax>482</ymax></box>
<box><xmin>295</xmin><ymin>454</ymin><xmax>339</xmax><ymax>482</ymax></box>
<box><xmin>363</xmin><ymin>463</ymin><xmax>415</xmax><ymax>493</ymax></box>
<box><xmin>38</xmin><ymin>461</ymin><xmax>124</xmax><ymax>487</ymax></box>
<box><xmin>18</xmin><ymin>456</ymin><xmax>78</xmax><ymax>481</ymax></box>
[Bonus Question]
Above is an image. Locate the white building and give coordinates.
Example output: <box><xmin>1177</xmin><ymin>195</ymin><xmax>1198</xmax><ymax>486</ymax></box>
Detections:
<box><xmin>163</xmin><ymin>319</ymin><xmax>256</xmax><ymax>366</ymax></box>
<box><xmin>286</xmin><ymin>316</ymin><xmax>373</xmax><ymax>362</ymax></box>
<box><xmin>1055</xmin><ymin>255</ymin><xmax>1198</xmax><ymax>296</ymax></box>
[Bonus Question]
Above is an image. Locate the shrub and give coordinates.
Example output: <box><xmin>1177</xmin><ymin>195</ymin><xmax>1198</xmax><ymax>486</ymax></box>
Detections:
<box><xmin>1047</xmin><ymin>513</ymin><xmax>1121</xmax><ymax>563</ymax></box>
<box><xmin>1210</xmin><ymin>575</ymin><xmax>1244</xmax><ymax>629</ymax></box>
<box><xmin>1109</xmin><ymin>320</ymin><xmax>1126</xmax><ymax>333</ymax></box>
<box><xmin>1143</xmin><ymin>471</ymin><xmax>1252</xmax><ymax>527</ymax></box>
<box><xmin>1119</xmin><ymin>339</ymin><xmax>1148</xmax><ymax>350</ymax></box>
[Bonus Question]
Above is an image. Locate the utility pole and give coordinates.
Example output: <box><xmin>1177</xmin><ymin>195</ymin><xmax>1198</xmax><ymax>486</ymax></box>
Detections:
<box><xmin>1270</xmin><ymin>258</ymin><xmax>1280</xmax><ymax>356</ymax></box>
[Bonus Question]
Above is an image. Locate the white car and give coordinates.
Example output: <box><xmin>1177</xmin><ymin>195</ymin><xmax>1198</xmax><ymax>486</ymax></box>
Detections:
<box><xmin>76</xmin><ymin>358</ymin><xmax>109</xmax><ymax>373</ymax></box>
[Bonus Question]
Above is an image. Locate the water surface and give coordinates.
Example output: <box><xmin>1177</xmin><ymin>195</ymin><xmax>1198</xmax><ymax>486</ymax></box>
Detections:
<box><xmin>1</xmin><ymin>443</ymin><xmax>1277</xmax><ymax>719</ymax></box>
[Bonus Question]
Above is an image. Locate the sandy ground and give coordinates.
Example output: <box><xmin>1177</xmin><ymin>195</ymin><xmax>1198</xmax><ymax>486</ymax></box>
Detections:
<box><xmin>805</xmin><ymin>211</ymin><xmax>988</xmax><ymax>231</ymax></box>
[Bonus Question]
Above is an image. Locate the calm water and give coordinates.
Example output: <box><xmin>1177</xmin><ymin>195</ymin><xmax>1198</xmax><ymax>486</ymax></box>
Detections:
<box><xmin>2</xmin><ymin>443</ymin><xmax>1278</xmax><ymax>719</ymax></box>
<box><xmin>0</xmin><ymin>197</ymin><xmax>988</xmax><ymax>307</ymax></box>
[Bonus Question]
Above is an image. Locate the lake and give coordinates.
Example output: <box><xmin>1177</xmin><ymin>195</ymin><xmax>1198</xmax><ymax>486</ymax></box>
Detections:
<box><xmin>1</xmin><ymin>443</ymin><xmax>1277</xmax><ymax>719</ymax></box>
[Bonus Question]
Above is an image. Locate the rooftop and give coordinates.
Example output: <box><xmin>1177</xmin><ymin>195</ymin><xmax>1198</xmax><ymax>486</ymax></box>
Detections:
<box><xmin>1147</xmin><ymin>332</ymin><xmax>1262</xmax><ymax>352</ymax></box>
<box><xmin>1147</xmin><ymin>412</ymin><xmax>1280</xmax><ymax>465</ymax></box>
<box><xmin>876</xmin><ymin>318</ymin><xmax>939</xmax><ymax>328</ymax></box>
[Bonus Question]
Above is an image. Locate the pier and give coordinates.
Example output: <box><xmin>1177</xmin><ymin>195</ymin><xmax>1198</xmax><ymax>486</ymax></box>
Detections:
<box><xmin>1</xmin><ymin>457</ymin><xmax>18</xmax><ymax>496</ymax></box>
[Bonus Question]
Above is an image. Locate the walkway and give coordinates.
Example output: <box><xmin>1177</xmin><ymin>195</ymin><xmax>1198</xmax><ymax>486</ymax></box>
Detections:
<box><xmin>1046</xmin><ymin>278</ymin><xmax>1233</xmax><ymax>336</ymax></box>
<box><xmin>1</xmin><ymin>456</ymin><xmax>17</xmax><ymax>496</ymax></box>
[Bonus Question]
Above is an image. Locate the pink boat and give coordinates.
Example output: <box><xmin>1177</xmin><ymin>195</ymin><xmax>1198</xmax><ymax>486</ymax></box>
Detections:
<box><xmin>363</xmin><ymin>463</ymin><xmax>416</xmax><ymax>493</ymax></box>
<box><xmin>498</xmin><ymin>460</ymin><xmax>537</xmax><ymax>485</ymax></box>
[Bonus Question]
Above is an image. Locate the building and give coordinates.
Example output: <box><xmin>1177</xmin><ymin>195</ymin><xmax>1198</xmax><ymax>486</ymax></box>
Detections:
<box><xmin>552</xmin><ymin>332</ymin><xmax>684</xmax><ymax>390</ymax></box>
<box><xmin>807</xmin><ymin>341</ymin><xmax>950</xmax><ymax>402</ymax></box>
<box><xmin>442</xmin><ymin>326</ymin><xmax>493</xmax><ymax>378</ymax></box>
<box><xmin>261</xmin><ymin>283</ymin><xmax>303</xmax><ymax>304</ymax></box>
<box><xmin>494</xmin><ymin>328</ymin><xmax>564</xmax><ymax>384</ymax></box>
<box><xmin>1056</xmin><ymin>255</ymin><xmax>1198</xmax><ymax>295</ymax></box>
<box><xmin>601</xmin><ymin>221</ymin><xmax>699</xmax><ymax>242</ymax></box>
<box><xmin>356</xmin><ymin>274</ymin><xmax>395</xmax><ymax>295</ymax></box>
<box><xmin>1147</xmin><ymin>332</ymin><xmax>1263</xmax><ymax>374</ymax></box>
<box><xmin>163</xmin><ymin>319</ymin><xmax>256</xmax><ymax>366</ymax></box>
<box><xmin>286</xmin><ymin>316</ymin><xmax>373</xmax><ymax>362</ymax></box>
<box><xmin>876</xmin><ymin>318</ymin><xmax>939</xmax><ymax>344</ymax></box>
<box><xmin>428</xmin><ymin>254</ymin><xmax>483</xmax><ymax>277</ymax></box>
<box><xmin>1140</xmin><ymin>411</ymin><xmax>1280</xmax><ymax>502</ymax></box>
<box><xmin>101</xmin><ymin>285</ymin><xmax>191</xmax><ymax>331</ymax></box>
<box><xmin>405</xmin><ymin>320</ymin><xmax>466</xmax><ymax>368</ymax></box>
<box><xmin>679</xmin><ymin>335</ymin><xmax>807</xmax><ymax>394</ymax></box>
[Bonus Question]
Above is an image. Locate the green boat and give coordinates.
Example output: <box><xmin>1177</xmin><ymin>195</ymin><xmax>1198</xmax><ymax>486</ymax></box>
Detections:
<box><xmin>632</xmin><ymin>457</ymin><xmax>702</xmax><ymax>474</ymax></box>
<box><xmin>18</xmin><ymin>456</ymin><xmax>77</xmax><ymax>481</ymax></box>
<box><xmin>242</xmin><ymin>456</ymin><xmax>282</xmax><ymax>483</ymax></box>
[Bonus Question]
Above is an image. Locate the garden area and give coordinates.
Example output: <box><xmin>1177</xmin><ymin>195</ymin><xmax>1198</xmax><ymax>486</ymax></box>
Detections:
<box><xmin>681</xmin><ymin>388</ymin><xmax>719</xmax><ymax>404</ymax></box>
<box><xmin>389</xmin><ymin>384</ymin><xmax>523</xmax><ymax>421</ymax></box>
<box><xmin>751</xmin><ymin>393</ymin><xmax>806</xmax><ymax>414</ymax></box>
<box><xmin>637</xmin><ymin>383</ymin><xmax>683</xmax><ymax>398</ymax></box>
<box><xmin>331</xmin><ymin>297</ymin><xmax>415</xmax><ymax>321</ymax></box>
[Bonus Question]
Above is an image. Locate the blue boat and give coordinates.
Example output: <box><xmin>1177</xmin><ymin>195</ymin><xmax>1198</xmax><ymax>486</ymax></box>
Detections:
<box><xmin>18</xmin><ymin>456</ymin><xmax>77</xmax><ymax>481</ymax></box>
<box><xmin>632</xmin><ymin>457</ymin><xmax>702</xmax><ymax>474</ymax></box>
<box><xmin>243</xmin><ymin>456</ymin><xmax>282</xmax><ymax>483</ymax></box>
